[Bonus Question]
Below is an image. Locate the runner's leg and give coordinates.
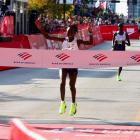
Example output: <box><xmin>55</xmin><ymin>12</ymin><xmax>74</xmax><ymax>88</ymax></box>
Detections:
<box><xmin>60</xmin><ymin>69</ymin><xmax>67</xmax><ymax>101</ymax></box>
<box><xmin>118</xmin><ymin>67</ymin><xmax>122</xmax><ymax>76</ymax></box>
<box><xmin>69</xmin><ymin>70</ymin><xmax>78</xmax><ymax>103</ymax></box>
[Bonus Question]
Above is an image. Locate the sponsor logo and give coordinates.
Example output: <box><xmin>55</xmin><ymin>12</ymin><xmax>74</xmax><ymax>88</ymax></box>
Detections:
<box><xmin>52</xmin><ymin>53</ymin><xmax>73</xmax><ymax>66</ymax></box>
<box><xmin>130</xmin><ymin>55</ymin><xmax>140</xmax><ymax>62</ymax></box>
<box><xmin>14</xmin><ymin>52</ymin><xmax>35</xmax><ymax>65</ymax></box>
<box><xmin>93</xmin><ymin>54</ymin><xmax>107</xmax><ymax>62</ymax></box>
<box><xmin>56</xmin><ymin>53</ymin><xmax>70</xmax><ymax>61</ymax></box>
<box><xmin>18</xmin><ymin>52</ymin><xmax>32</xmax><ymax>60</ymax></box>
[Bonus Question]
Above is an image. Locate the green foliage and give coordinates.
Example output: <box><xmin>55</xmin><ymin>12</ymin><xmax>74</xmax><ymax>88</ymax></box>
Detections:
<box><xmin>46</xmin><ymin>3</ymin><xmax>74</xmax><ymax>18</ymax></box>
<box><xmin>28</xmin><ymin>0</ymin><xmax>48</xmax><ymax>11</ymax></box>
<box><xmin>28</xmin><ymin>0</ymin><xmax>74</xmax><ymax>18</ymax></box>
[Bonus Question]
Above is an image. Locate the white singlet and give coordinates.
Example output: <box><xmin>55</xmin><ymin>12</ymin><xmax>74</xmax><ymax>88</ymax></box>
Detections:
<box><xmin>115</xmin><ymin>31</ymin><xmax>126</xmax><ymax>44</ymax></box>
<box><xmin>61</xmin><ymin>37</ymin><xmax>79</xmax><ymax>50</ymax></box>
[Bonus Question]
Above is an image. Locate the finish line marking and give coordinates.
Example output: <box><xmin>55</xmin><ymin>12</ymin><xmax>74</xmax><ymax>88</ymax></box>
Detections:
<box><xmin>10</xmin><ymin>118</ymin><xmax>140</xmax><ymax>140</ymax></box>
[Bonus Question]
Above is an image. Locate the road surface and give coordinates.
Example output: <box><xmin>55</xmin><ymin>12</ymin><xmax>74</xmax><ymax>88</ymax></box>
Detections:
<box><xmin>0</xmin><ymin>40</ymin><xmax>140</xmax><ymax>125</ymax></box>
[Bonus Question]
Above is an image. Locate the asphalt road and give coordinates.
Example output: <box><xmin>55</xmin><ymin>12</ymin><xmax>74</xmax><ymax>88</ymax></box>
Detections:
<box><xmin>0</xmin><ymin>40</ymin><xmax>140</xmax><ymax>125</ymax></box>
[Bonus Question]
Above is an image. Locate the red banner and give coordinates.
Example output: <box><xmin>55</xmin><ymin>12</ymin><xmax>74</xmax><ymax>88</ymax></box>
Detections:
<box><xmin>100</xmin><ymin>25</ymin><xmax>139</xmax><ymax>40</ymax></box>
<box><xmin>0</xmin><ymin>16</ymin><xmax>14</xmax><ymax>37</ymax></box>
<box><xmin>27</xmin><ymin>34</ymin><xmax>48</xmax><ymax>49</ymax></box>
<box><xmin>11</xmin><ymin>119</ymin><xmax>46</xmax><ymax>140</ymax></box>
<box><xmin>10</xmin><ymin>119</ymin><xmax>140</xmax><ymax>140</ymax></box>
<box><xmin>0</xmin><ymin>24</ymin><xmax>104</xmax><ymax>70</ymax></box>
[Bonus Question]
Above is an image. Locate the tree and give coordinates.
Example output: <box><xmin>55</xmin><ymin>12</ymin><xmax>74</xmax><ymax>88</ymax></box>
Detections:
<box><xmin>46</xmin><ymin>2</ymin><xmax>74</xmax><ymax>18</ymax></box>
<box><xmin>28</xmin><ymin>0</ymin><xmax>48</xmax><ymax>11</ymax></box>
<box><xmin>28</xmin><ymin>0</ymin><xmax>74</xmax><ymax>18</ymax></box>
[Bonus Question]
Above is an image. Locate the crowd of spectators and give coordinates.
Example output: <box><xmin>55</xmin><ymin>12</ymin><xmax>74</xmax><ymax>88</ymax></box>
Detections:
<box><xmin>96</xmin><ymin>11</ymin><xmax>138</xmax><ymax>25</ymax></box>
<box><xmin>38</xmin><ymin>14</ymin><xmax>65</xmax><ymax>33</ymax></box>
<box><xmin>37</xmin><ymin>14</ymin><xmax>95</xmax><ymax>33</ymax></box>
<box><xmin>37</xmin><ymin>9</ymin><xmax>140</xmax><ymax>33</ymax></box>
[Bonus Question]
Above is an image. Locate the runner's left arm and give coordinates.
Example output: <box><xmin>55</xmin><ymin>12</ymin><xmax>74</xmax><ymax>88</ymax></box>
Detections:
<box><xmin>77</xmin><ymin>25</ymin><xmax>93</xmax><ymax>46</ymax></box>
<box><xmin>125</xmin><ymin>32</ymin><xmax>131</xmax><ymax>46</ymax></box>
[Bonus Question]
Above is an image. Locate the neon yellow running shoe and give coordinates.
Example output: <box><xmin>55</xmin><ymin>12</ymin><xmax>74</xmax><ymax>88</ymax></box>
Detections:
<box><xmin>59</xmin><ymin>101</ymin><xmax>66</xmax><ymax>115</ymax></box>
<box><xmin>116</xmin><ymin>75</ymin><xmax>122</xmax><ymax>81</ymax></box>
<box><xmin>69</xmin><ymin>103</ymin><xmax>77</xmax><ymax>116</ymax></box>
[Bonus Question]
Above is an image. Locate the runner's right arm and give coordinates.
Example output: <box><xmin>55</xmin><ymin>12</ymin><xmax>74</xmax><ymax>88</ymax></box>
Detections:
<box><xmin>112</xmin><ymin>32</ymin><xmax>117</xmax><ymax>50</ymax></box>
<box><xmin>35</xmin><ymin>18</ymin><xmax>65</xmax><ymax>42</ymax></box>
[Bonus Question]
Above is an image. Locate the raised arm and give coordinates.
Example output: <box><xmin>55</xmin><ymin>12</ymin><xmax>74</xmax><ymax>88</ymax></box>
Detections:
<box><xmin>35</xmin><ymin>18</ymin><xmax>65</xmax><ymax>42</ymax></box>
<box><xmin>77</xmin><ymin>24</ymin><xmax>93</xmax><ymax>46</ymax></box>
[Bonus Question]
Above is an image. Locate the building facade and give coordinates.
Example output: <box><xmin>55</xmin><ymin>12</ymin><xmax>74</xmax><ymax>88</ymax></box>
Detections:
<box><xmin>1</xmin><ymin>0</ymin><xmax>29</xmax><ymax>34</ymax></box>
<box><xmin>12</xmin><ymin>0</ymin><xmax>29</xmax><ymax>34</ymax></box>
<box><xmin>88</xmin><ymin>0</ymin><xmax>116</xmax><ymax>13</ymax></box>
<box><xmin>128</xmin><ymin>0</ymin><xmax>140</xmax><ymax>18</ymax></box>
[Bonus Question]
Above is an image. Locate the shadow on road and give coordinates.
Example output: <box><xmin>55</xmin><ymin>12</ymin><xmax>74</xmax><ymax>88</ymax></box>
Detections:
<box><xmin>0</xmin><ymin>92</ymin><xmax>59</xmax><ymax>102</ymax></box>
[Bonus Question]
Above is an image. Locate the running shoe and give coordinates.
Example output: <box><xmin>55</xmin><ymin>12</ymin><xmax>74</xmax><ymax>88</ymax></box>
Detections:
<box><xmin>116</xmin><ymin>75</ymin><xmax>122</xmax><ymax>81</ymax></box>
<box><xmin>59</xmin><ymin>101</ymin><xmax>66</xmax><ymax>115</ymax></box>
<box><xmin>69</xmin><ymin>103</ymin><xmax>77</xmax><ymax>116</ymax></box>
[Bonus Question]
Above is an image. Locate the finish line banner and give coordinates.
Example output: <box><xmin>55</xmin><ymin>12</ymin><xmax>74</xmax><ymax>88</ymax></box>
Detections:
<box><xmin>0</xmin><ymin>48</ymin><xmax>140</xmax><ymax>68</ymax></box>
